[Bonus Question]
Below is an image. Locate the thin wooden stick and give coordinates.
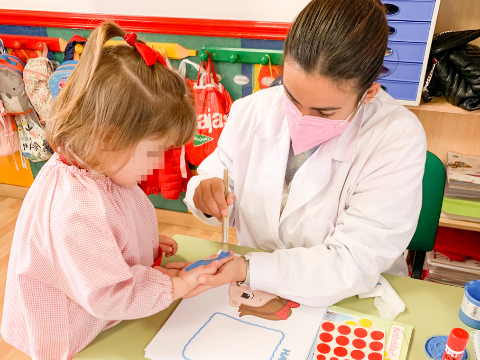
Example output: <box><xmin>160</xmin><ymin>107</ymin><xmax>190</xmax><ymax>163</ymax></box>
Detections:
<box><xmin>222</xmin><ymin>169</ymin><xmax>229</xmax><ymax>252</ymax></box>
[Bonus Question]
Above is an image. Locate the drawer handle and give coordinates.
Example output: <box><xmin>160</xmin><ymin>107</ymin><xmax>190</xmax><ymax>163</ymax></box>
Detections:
<box><xmin>388</xmin><ymin>26</ymin><xmax>396</xmax><ymax>36</ymax></box>
<box><xmin>381</xmin><ymin>66</ymin><xmax>390</xmax><ymax>76</ymax></box>
<box><xmin>381</xmin><ymin>85</ymin><xmax>387</xmax><ymax>92</ymax></box>
<box><xmin>385</xmin><ymin>47</ymin><xmax>392</xmax><ymax>57</ymax></box>
<box><xmin>384</xmin><ymin>4</ymin><xmax>400</xmax><ymax>15</ymax></box>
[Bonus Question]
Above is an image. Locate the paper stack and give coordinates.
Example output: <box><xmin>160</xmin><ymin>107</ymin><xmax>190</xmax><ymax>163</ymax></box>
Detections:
<box><xmin>447</xmin><ymin>152</ymin><xmax>480</xmax><ymax>194</ymax></box>
<box><xmin>425</xmin><ymin>250</ymin><xmax>480</xmax><ymax>287</ymax></box>
<box><xmin>443</xmin><ymin>152</ymin><xmax>480</xmax><ymax>223</ymax></box>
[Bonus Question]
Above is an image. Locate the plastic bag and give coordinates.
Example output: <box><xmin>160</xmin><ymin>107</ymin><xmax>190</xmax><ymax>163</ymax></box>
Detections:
<box><xmin>185</xmin><ymin>53</ymin><xmax>233</xmax><ymax>166</ymax></box>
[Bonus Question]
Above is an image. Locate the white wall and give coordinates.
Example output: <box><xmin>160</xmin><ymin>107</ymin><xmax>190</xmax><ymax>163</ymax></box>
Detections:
<box><xmin>1</xmin><ymin>0</ymin><xmax>311</xmax><ymax>22</ymax></box>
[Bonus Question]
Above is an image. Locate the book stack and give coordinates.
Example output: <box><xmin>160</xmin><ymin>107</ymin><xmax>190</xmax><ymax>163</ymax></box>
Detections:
<box><xmin>442</xmin><ymin>152</ymin><xmax>480</xmax><ymax>223</ymax></box>
<box><xmin>425</xmin><ymin>250</ymin><xmax>480</xmax><ymax>287</ymax></box>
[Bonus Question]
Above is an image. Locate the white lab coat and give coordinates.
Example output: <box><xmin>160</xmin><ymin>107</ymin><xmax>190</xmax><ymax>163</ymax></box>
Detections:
<box><xmin>184</xmin><ymin>86</ymin><xmax>427</xmax><ymax>307</ymax></box>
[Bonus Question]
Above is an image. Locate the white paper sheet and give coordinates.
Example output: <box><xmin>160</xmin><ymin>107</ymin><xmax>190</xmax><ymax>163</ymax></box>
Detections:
<box><xmin>145</xmin><ymin>283</ymin><xmax>326</xmax><ymax>360</ymax></box>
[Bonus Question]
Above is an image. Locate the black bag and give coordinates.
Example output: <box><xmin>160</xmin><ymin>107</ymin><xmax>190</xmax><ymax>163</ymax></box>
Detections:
<box><xmin>422</xmin><ymin>29</ymin><xmax>480</xmax><ymax>111</ymax></box>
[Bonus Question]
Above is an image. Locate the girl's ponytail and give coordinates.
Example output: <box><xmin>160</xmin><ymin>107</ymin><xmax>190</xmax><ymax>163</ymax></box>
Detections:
<box><xmin>53</xmin><ymin>22</ymin><xmax>125</xmax><ymax>122</ymax></box>
<box><xmin>74</xmin><ymin>22</ymin><xmax>125</xmax><ymax>98</ymax></box>
<box><xmin>46</xmin><ymin>21</ymin><xmax>197</xmax><ymax>173</ymax></box>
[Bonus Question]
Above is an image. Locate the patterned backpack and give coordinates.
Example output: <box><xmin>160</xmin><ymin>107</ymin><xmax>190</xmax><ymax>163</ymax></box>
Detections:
<box><xmin>49</xmin><ymin>60</ymin><xmax>78</xmax><ymax>99</ymax></box>
<box><xmin>0</xmin><ymin>40</ymin><xmax>52</xmax><ymax>165</ymax></box>
<box><xmin>23</xmin><ymin>44</ymin><xmax>54</xmax><ymax>121</ymax></box>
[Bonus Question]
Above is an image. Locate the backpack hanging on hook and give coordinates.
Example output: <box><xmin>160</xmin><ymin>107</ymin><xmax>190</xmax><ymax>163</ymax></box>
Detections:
<box><xmin>0</xmin><ymin>39</ymin><xmax>52</xmax><ymax>165</ymax></box>
<box><xmin>24</xmin><ymin>42</ymin><xmax>54</xmax><ymax>121</ymax></box>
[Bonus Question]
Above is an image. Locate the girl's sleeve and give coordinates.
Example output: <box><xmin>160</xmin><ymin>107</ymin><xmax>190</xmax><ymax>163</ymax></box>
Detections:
<box><xmin>47</xmin><ymin>190</ymin><xmax>173</xmax><ymax>320</ymax></box>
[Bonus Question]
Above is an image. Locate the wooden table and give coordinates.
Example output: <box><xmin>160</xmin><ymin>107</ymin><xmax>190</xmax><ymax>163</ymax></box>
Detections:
<box><xmin>75</xmin><ymin>235</ymin><xmax>474</xmax><ymax>359</ymax></box>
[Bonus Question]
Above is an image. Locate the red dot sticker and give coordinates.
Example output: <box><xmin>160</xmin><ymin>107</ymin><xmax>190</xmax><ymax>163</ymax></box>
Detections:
<box><xmin>338</xmin><ymin>325</ymin><xmax>351</xmax><ymax>335</ymax></box>
<box><xmin>316</xmin><ymin>355</ymin><xmax>326</xmax><ymax>360</ymax></box>
<box><xmin>354</xmin><ymin>328</ymin><xmax>368</xmax><ymax>338</ymax></box>
<box><xmin>370</xmin><ymin>331</ymin><xmax>385</xmax><ymax>340</ymax></box>
<box><xmin>368</xmin><ymin>353</ymin><xmax>383</xmax><ymax>360</ymax></box>
<box><xmin>353</xmin><ymin>339</ymin><xmax>366</xmax><ymax>349</ymax></box>
<box><xmin>336</xmin><ymin>336</ymin><xmax>349</xmax><ymax>346</ymax></box>
<box><xmin>351</xmin><ymin>350</ymin><xmax>366</xmax><ymax>359</ymax></box>
<box><xmin>319</xmin><ymin>332</ymin><xmax>333</xmax><ymax>343</ymax></box>
<box><xmin>369</xmin><ymin>341</ymin><xmax>384</xmax><ymax>352</ymax></box>
<box><xmin>330</xmin><ymin>358</ymin><xmax>339</xmax><ymax>360</ymax></box>
<box><xmin>322</xmin><ymin>321</ymin><xmax>335</xmax><ymax>332</ymax></box>
<box><xmin>317</xmin><ymin>343</ymin><xmax>331</xmax><ymax>354</ymax></box>
<box><xmin>334</xmin><ymin>347</ymin><xmax>348</xmax><ymax>357</ymax></box>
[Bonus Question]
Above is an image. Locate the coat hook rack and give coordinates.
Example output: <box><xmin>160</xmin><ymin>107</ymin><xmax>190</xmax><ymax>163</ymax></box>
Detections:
<box><xmin>0</xmin><ymin>34</ymin><xmax>67</xmax><ymax>52</ymax></box>
<box><xmin>199</xmin><ymin>47</ymin><xmax>283</xmax><ymax>65</ymax></box>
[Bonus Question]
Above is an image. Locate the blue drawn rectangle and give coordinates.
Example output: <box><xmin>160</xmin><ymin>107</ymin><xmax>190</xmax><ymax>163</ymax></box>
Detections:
<box><xmin>182</xmin><ymin>312</ymin><xmax>285</xmax><ymax>360</ymax></box>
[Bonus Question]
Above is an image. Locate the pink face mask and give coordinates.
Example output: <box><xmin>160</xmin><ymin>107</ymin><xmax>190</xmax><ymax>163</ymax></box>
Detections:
<box><xmin>284</xmin><ymin>92</ymin><xmax>366</xmax><ymax>155</ymax></box>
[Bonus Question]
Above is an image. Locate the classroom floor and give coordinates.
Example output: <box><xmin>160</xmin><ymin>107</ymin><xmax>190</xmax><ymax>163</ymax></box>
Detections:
<box><xmin>0</xmin><ymin>196</ymin><xmax>238</xmax><ymax>360</ymax></box>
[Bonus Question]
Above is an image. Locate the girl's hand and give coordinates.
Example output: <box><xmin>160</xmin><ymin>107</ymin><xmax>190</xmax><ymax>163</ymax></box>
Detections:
<box><xmin>193</xmin><ymin>178</ymin><xmax>236</xmax><ymax>221</ymax></box>
<box><xmin>167</xmin><ymin>253</ymin><xmax>246</xmax><ymax>299</ymax></box>
<box><xmin>178</xmin><ymin>251</ymin><xmax>234</xmax><ymax>288</ymax></box>
<box><xmin>162</xmin><ymin>251</ymin><xmax>234</xmax><ymax>300</ymax></box>
<box><xmin>159</xmin><ymin>235</ymin><xmax>178</xmax><ymax>257</ymax></box>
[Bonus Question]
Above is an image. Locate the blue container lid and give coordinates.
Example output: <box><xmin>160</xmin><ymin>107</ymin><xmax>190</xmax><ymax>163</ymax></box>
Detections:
<box><xmin>425</xmin><ymin>336</ymin><xmax>469</xmax><ymax>360</ymax></box>
<box><xmin>465</xmin><ymin>280</ymin><xmax>480</xmax><ymax>306</ymax></box>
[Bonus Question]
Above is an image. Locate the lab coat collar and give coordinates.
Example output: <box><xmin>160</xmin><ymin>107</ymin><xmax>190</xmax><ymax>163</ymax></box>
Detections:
<box><xmin>253</xmin><ymin>88</ymin><xmax>288</xmax><ymax>143</ymax></box>
<box><xmin>332</xmin><ymin>106</ymin><xmax>366</xmax><ymax>162</ymax></box>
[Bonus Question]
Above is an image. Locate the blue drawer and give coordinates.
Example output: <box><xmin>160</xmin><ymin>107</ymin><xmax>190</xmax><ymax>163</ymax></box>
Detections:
<box><xmin>377</xmin><ymin>79</ymin><xmax>419</xmax><ymax>101</ymax></box>
<box><xmin>382</xmin><ymin>60</ymin><xmax>423</xmax><ymax>82</ymax></box>
<box><xmin>388</xmin><ymin>20</ymin><xmax>431</xmax><ymax>42</ymax></box>
<box><xmin>382</xmin><ymin>0</ymin><xmax>436</xmax><ymax>21</ymax></box>
<box><xmin>386</xmin><ymin>41</ymin><xmax>427</xmax><ymax>63</ymax></box>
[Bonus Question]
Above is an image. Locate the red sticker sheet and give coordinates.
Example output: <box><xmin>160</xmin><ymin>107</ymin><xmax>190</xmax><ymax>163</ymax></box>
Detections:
<box><xmin>314</xmin><ymin>320</ymin><xmax>385</xmax><ymax>360</ymax></box>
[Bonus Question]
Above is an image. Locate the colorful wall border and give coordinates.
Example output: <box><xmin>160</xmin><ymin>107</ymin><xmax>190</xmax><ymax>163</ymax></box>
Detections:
<box><xmin>0</xmin><ymin>9</ymin><xmax>290</xmax><ymax>40</ymax></box>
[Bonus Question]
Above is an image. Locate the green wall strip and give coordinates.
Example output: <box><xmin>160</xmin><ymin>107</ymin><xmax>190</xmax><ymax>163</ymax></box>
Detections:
<box><xmin>148</xmin><ymin>192</ymin><xmax>188</xmax><ymax>213</ymax></box>
<box><xmin>29</xmin><ymin>159</ymin><xmax>48</xmax><ymax>178</ymax></box>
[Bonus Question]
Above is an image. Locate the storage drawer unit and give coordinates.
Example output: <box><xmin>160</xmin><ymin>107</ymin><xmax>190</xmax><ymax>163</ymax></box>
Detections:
<box><xmin>382</xmin><ymin>61</ymin><xmax>423</xmax><ymax>82</ymax></box>
<box><xmin>379</xmin><ymin>0</ymin><xmax>441</xmax><ymax>105</ymax></box>
<box><xmin>387</xmin><ymin>20</ymin><xmax>431</xmax><ymax>43</ymax></box>
<box><xmin>378</xmin><ymin>79</ymin><xmax>419</xmax><ymax>101</ymax></box>
<box><xmin>386</xmin><ymin>41</ymin><xmax>427</xmax><ymax>63</ymax></box>
<box><xmin>383</xmin><ymin>0</ymin><xmax>436</xmax><ymax>21</ymax></box>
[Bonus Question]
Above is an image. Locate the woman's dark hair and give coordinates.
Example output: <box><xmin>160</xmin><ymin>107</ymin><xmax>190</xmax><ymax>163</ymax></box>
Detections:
<box><xmin>284</xmin><ymin>0</ymin><xmax>388</xmax><ymax>99</ymax></box>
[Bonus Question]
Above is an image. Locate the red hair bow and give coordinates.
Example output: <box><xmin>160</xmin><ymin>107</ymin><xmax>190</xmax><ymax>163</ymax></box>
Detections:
<box><xmin>123</xmin><ymin>32</ymin><xmax>167</xmax><ymax>67</ymax></box>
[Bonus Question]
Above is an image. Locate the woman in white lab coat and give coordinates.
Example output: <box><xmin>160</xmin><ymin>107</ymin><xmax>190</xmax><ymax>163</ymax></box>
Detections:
<box><xmin>169</xmin><ymin>0</ymin><xmax>427</xmax><ymax>307</ymax></box>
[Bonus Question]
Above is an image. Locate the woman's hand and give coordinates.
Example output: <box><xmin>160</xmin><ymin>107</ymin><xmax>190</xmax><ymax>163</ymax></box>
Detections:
<box><xmin>193</xmin><ymin>178</ymin><xmax>236</xmax><ymax>221</ymax></box>
<box><xmin>159</xmin><ymin>235</ymin><xmax>178</xmax><ymax>258</ymax></box>
<box><xmin>166</xmin><ymin>255</ymin><xmax>247</xmax><ymax>298</ymax></box>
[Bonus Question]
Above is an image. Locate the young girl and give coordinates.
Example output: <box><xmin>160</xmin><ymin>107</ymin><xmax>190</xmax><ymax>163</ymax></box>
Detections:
<box><xmin>1</xmin><ymin>22</ymin><xmax>232</xmax><ymax>360</ymax></box>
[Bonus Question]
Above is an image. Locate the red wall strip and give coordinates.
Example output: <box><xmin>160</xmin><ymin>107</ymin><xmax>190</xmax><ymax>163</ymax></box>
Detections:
<box><xmin>0</xmin><ymin>9</ymin><xmax>290</xmax><ymax>40</ymax></box>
